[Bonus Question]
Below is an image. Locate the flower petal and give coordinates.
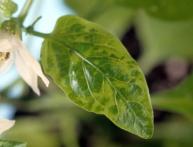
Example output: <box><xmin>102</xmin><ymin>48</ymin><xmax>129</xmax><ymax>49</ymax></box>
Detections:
<box><xmin>12</xmin><ymin>37</ymin><xmax>49</xmax><ymax>95</ymax></box>
<box><xmin>0</xmin><ymin>39</ymin><xmax>12</xmax><ymax>52</ymax></box>
<box><xmin>0</xmin><ymin>119</ymin><xmax>15</xmax><ymax>135</ymax></box>
<box><xmin>14</xmin><ymin>38</ymin><xmax>49</xmax><ymax>86</ymax></box>
<box><xmin>0</xmin><ymin>32</ymin><xmax>14</xmax><ymax>52</ymax></box>
<box><xmin>15</xmin><ymin>51</ymin><xmax>40</xmax><ymax>95</ymax></box>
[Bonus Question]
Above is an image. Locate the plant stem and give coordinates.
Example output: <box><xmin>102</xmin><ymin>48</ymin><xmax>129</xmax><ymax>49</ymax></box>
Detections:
<box><xmin>24</xmin><ymin>27</ymin><xmax>50</xmax><ymax>38</ymax></box>
<box><xmin>29</xmin><ymin>30</ymin><xmax>50</xmax><ymax>38</ymax></box>
<box><xmin>18</xmin><ymin>0</ymin><xmax>33</xmax><ymax>23</ymax></box>
<box><xmin>18</xmin><ymin>0</ymin><xmax>49</xmax><ymax>38</ymax></box>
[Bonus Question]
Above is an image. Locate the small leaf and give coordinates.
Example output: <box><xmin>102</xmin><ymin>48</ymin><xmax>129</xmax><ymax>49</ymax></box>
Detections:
<box><xmin>152</xmin><ymin>73</ymin><xmax>193</xmax><ymax>120</ymax></box>
<box><xmin>0</xmin><ymin>140</ymin><xmax>26</xmax><ymax>147</ymax></box>
<box><xmin>0</xmin><ymin>0</ymin><xmax>17</xmax><ymax>17</ymax></box>
<box><xmin>41</xmin><ymin>15</ymin><xmax>153</xmax><ymax>138</ymax></box>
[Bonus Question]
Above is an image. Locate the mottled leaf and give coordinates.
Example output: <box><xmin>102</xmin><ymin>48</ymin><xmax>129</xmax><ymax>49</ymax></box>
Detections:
<box><xmin>41</xmin><ymin>15</ymin><xmax>153</xmax><ymax>138</ymax></box>
<box><xmin>0</xmin><ymin>140</ymin><xmax>26</xmax><ymax>147</ymax></box>
<box><xmin>152</xmin><ymin>73</ymin><xmax>193</xmax><ymax>119</ymax></box>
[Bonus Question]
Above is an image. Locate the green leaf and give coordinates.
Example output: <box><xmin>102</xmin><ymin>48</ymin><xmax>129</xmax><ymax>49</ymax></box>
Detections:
<box><xmin>136</xmin><ymin>11</ymin><xmax>193</xmax><ymax>73</ymax></box>
<box><xmin>41</xmin><ymin>15</ymin><xmax>153</xmax><ymax>138</ymax></box>
<box><xmin>0</xmin><ymin>0</ymin><xmax>17</xmax><ymax>17</ymax></box>
<box><xmin>0</xmin><ymin>140</ymin><xmax>26</xmax><ymax>147</ymax></box>
<box><xmin>5</xmin><ymin>118</ymin><xmax>61</xmax><ymax>147</ymax></box>
<box><xmin>154</xmin><ymin>119</ymin><xmax>193</xmax><ymax>141</ymax></box>
<box><xmin>152</xmin><ymin>73</ymin><xmax>193</xmax><ymax>120</ymax></box>
<box><xmin>5</xmin><ymin>114</ymin><xmax>78</xmax><ymax>147</ymax></box>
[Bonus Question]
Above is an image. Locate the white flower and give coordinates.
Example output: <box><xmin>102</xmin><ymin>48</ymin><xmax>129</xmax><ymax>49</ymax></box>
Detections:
<box><xmin>0</xmin><ymin>119</ymin><xmax>15</xmax><ymax>135</ymax></box>
<box><xmin>0</xmin><ymin>32</ymin><xmax>49</xmax><ymax>95</ymax></box>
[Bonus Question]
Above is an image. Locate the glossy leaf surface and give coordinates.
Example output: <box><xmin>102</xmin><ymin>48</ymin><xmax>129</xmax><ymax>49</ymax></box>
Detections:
<box><xmin>41</xmin><ymin>15</ymin><xmax>153</xmax><ymax>138</ymax></box>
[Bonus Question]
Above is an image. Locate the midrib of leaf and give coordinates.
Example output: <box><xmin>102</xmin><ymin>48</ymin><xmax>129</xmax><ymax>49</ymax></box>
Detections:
<box><xmin>81</xmin><ymin>61</ymin><xmax>106</xmax><ymax>109</ymax></box>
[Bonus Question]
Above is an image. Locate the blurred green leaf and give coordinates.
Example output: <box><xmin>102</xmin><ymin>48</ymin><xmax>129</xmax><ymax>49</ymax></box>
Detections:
<box><xmin>5</xmin><ymin>118</ymin><xmax>60</xmax><ymax>147</ymax></box>
<box><xmin>152</xmin><ymin>73</ymin><xmax>193</xmax><ymax>119</ymax></box>
<box><xmin>5</xmin><ymin>93</ymin><xmax>83</xmax><ymax>147</ymax></box>
<box><xmin>136</xmin><ymin>11</ymin><xmax>193</xmax><ymax>72</ymax></box>
<box><xmin>146</xmin><ymin>0</ymin><xmax>193</xmax><ymax>21</ymax></box>
<box><xmin>26</xmin><ymin>93</ymin><xmax>75</xmax><ymax>111</ymax></box>
<box><xmin>0</xmin><ymin>0</ymin><xmax>17</xmax><ymax>17</ymax></box>
<box><xmin>65</xmin><ymin>0</ymin><xmax>193</xmax><ymax>24</ymax></box>
<box><xmin>116</xmin><ymin>0</ymin><xmax>193</xmax><ymax>20</ymax></box>
<box><xmin>41</xmin><ymin>15</ymin><xmax>153</xmax><ymax>138</ymax></box>
<box><xmin>57</xmin><ymin>113</ymin><xmax>79</xmax><ymax>147</ymax></box>
<box><xmin>93</xmin><ymin>7</ymin><xmax>134</xmax><ymax>37</ymax></box>
<box><xmin>65</xmin><ymin>0</ymin><xmax>114</xmax><ymax>19</ymax></box>
<box><xmin>0</xmin><ymin>140</ymin><xmax>26</xmax><ymax>147</ymax></box>
<box><xmin>116</xmin><ymin>0</ymin><xmax>154</xmax><ymax>8</ymax></box>
<box><xmin>154</xmin><ymin>118</ymin><xmax>193</xmax><ymax>146</ymax></box>
<box><xmin>65</xmin><ymin>0</ymin><xmax>134</xmax><ymax>37</ymax></box>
